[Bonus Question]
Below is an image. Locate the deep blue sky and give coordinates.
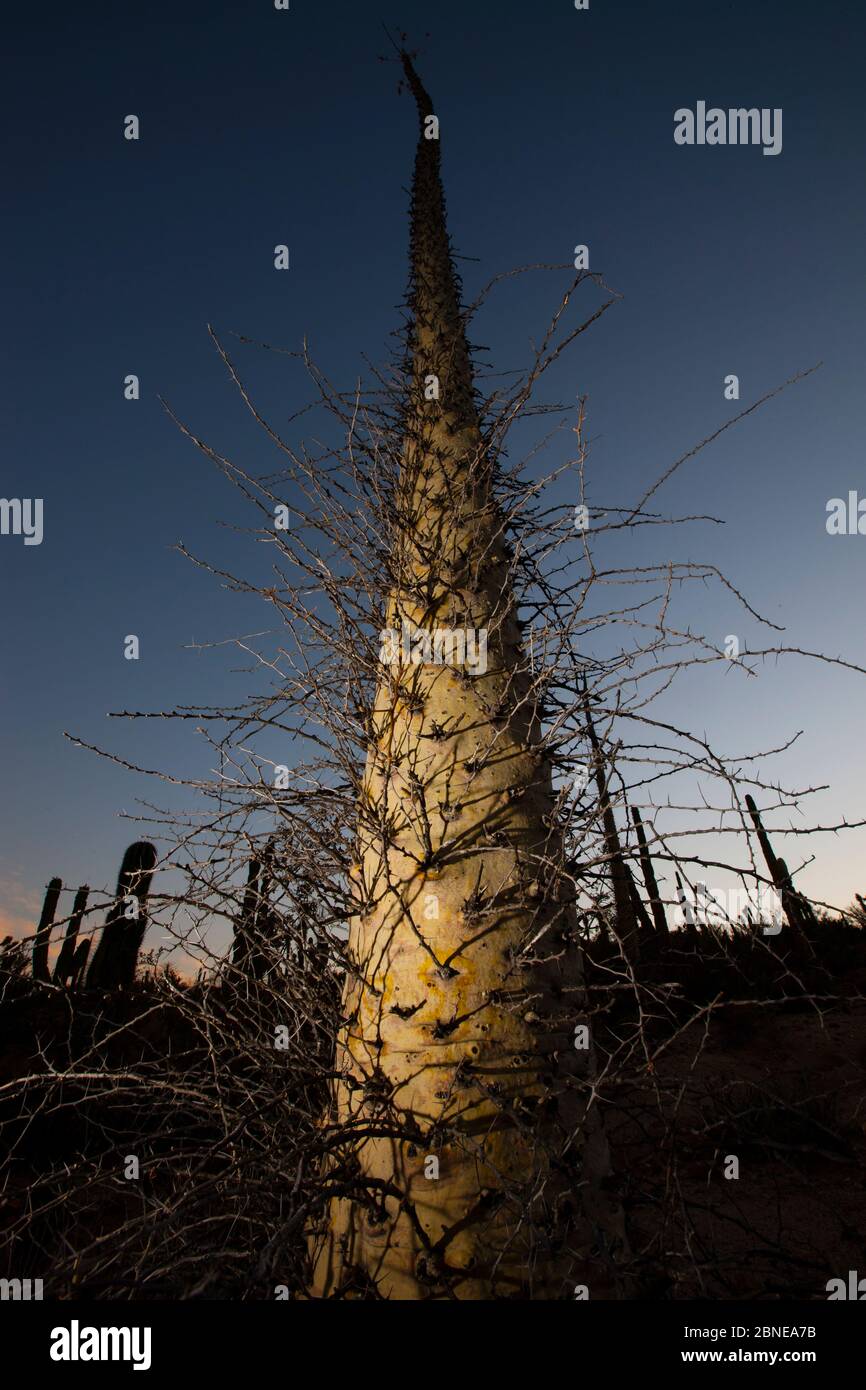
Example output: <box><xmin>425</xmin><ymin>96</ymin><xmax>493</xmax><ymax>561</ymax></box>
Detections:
<box><xmin>3</xmin><ymin>0</ymin><xmax>865</xmax><ymax>955</ymax></box>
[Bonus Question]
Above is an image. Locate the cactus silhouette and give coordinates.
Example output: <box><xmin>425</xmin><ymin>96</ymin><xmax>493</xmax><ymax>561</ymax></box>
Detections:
<box><xmin>231</xmin><ymin>841</ymin><xmax>282</xmax><ymax>983</ymax></box>
<box><xmin>580</xmin><ymin>680</ymin><xmax>642</xmax><ymax>956</ymax></box>
<box><xmin>232</xmin><ymin>856</ymin><xmax>277</xmax><ymax>982</ymax></box>
<box><xmin>675</xmin><ymin>871</ymin><xmax>695</xmax><ymax>927</ymax></box>
<box><xmin>54</xmin><ymin>885</ymin><xmax>89</xmax><ymax>986</ymax></box>
<box><xmin>631</xmin><ymin>805</ymin><xmax>669</xmax><ymax>934</ymax></box>
<box><xmin>232</xmin><ymin>857</ymin><xmax>262</xmax><ymax>977</ymax></box>
<box><xmin>252</xmin><ymin>853</ymin><xmax>277</xmax><ymax>979</ymax></box>
<box><xmin>86</xmin><ymin>843</ymin><xmax>157</xmax><ymax>989</ymax></box>
<box><xmin>70</xmin><ymin>938</ymin><xmax>91</xmax><ymax>989</ymax></box>
<box><xmin>744</xmin><ymin>795</ymin><xmax>816</xmax><ymax>943</ymax></box>
<box><xmin>32</xmin><ymin>877</ymin><xmax>62</xmax><ymax>983</ymax></box>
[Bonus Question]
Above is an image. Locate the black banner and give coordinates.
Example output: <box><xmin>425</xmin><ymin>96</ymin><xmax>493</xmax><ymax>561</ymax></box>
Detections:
<box><xmin>3</xmin><ymin>1298</ymin><xmax>862</xmax><ymax>1377</ymax></box>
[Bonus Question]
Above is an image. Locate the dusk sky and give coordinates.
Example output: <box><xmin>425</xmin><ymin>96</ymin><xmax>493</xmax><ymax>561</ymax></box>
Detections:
<box><xmin>3</xmin><ymin>0</ymin><xmax>865</xmax><ymax>962</ymax></box>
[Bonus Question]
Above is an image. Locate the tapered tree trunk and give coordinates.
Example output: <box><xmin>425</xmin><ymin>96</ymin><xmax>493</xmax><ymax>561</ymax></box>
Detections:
<box><xmin>311</xmin><ymin>54</ymin><xmax>627</xmax><ymax>1300</ymax></box>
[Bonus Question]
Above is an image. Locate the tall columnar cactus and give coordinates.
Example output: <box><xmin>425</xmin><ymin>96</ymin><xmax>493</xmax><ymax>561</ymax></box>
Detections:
<box><xmin>86</xmin><ymin>842</ymin><xmax>157</xmax><ymax>989</ymax></box>
<box><xmin>627</xmin><ymin>867</ymin><xmax>654</xmax><ymax>936</ymax></box>
<box><xmin>744</xmin><ymin>795</ymin><xmax>816</xmax><ymax>941</ymax></box>
<box><xmin>32</xmin><ymin>877</ymin><xmax>62</xmax><ymax>983</ymax></box>
<box><xmin>232</xmin><ymin>851</ymin><xmax>281</xmax><ymax>983</ymax></box>
<box><xmin>70</xmin><ymin>938</ymin><xmax>91</xmax><ymax>989</ymax></box>
<box><xmin>232</xmin><ymin>858</ymin><xmax>262</xmax><ymax>977</ymax></box>
<box><xmin>675</xmin><ymin>871</ymin><xmax>695</xmax><ymax>927</ymax></box>
<box><xmin>580</xmin><ymin>682</ymin><xmax>642</xmax><ymax>957</ymax></box>
<box><xmin>311</xmin><ymin>54</ymin><xmax>628</xmax><ymax>1300</ymax></box>
<box><xmin>253</xmin><ymin>852</ymin><xmax>279</xmax><ymax>977</ymax></box>
<box><xmin>630</xmin><ymin>806</ymin><xmax>669</xmax><ymax>935</ymax></box>
<box><xmin>54</xmin><ymin>884</ymin><xmax>89</xmax><ymax>987</ymax></box>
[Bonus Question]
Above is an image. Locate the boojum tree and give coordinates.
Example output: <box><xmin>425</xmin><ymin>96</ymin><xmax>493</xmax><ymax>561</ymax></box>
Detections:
<box><xmin>310</xmin><ymin>53</ymin><xmax>626</xmax><ymax>1300</ymax></box>
<box><xmin>12</xmin><ymin>22</ymin><xmax>866</xmax><ymax>1310</ymax></box>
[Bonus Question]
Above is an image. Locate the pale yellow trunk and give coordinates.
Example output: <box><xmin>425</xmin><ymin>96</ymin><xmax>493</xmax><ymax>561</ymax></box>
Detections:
<box><xmin>310</xmin><ymin>54</ymin><xmax>620</xmax><ymax>1299</ymax></box>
